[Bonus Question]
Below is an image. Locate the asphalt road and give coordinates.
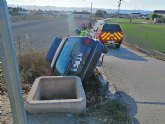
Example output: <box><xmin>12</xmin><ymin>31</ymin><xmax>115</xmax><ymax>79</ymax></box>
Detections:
<box><xmin>12</xmin><ymin>17</ymin><xmax>82</xmax><ymax>51</ymax></box>
<box><xmin>101</xmin><ymin>45</ymin><xmax>165</xmax><ymax>124</ymax></box>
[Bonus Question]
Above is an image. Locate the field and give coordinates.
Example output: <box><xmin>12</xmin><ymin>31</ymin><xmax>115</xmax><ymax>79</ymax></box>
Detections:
<box><xmin>107</xmin><ymin>18</ymin><xmax>152</xmax><ymax>23</ymax></box>
<box><xmin>106</xmin><ymin>18</ymin><xmax>165</xmax><ymax>54</ymax></box>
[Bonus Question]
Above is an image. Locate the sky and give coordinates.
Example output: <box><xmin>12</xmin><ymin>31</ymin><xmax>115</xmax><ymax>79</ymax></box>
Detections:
<box><xmin>6</xmin><ymin>0</ymin><xmax>165</xmax><ymax>11</ymax></box>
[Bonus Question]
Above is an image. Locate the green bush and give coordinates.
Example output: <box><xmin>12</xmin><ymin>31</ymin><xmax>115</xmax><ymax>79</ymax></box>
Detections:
<box><xmin>149</xmin><ymin>13</ymin><xmax>165</xmax><ymax>23</ymax></box>
<box><xmin>146</xmin><ymin>17</ymin><xmax>150</xmax><ymax>20</ymax></box>
<box><xmin>151</xmin><ymin>13</ymin><xmax>162</xmax><ymax>20</ymax></box>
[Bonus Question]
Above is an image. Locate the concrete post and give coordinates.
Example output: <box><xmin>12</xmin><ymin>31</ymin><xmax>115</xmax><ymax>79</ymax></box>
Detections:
<box><xmin>0</xmin><ymin>0</ymin><xmax>27</xmax><ymax>124</ymax></box>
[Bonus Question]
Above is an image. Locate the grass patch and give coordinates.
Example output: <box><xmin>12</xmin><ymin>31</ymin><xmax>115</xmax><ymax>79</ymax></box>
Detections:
<box><xmin>106</xmin><ymin>18</ymin><xmax>165</xmax><ymax>54</ymax></box>
<box><xmin>107</xmin><ymin>18</ymin><xmax>152</xmax><ymax>24</ymax></box>
<box><xmin>84</xmin><ymin>79</ymin><xmax>131</xmax><ymax>123</ymax></box>
<box><xmin>103</xmin><ymin>99</ymin><xmax>130</xmax><ymax>122</ymax></box>
<box><xmin>0</xmin><ymin>50</ymin><xmax>52</xmax><ymax>93</ymax></box>
<box><xmin>121</xmin><ymin>23</ymin><xmax>165</xmax><ymax>53</ymax></box>
<box><xmin>19</xmin><ymin>50</ymin><xmax>52</xmax><ymax>84</ymax></box>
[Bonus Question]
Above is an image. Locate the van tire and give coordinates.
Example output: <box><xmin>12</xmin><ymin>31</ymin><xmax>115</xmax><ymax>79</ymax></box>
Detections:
<box><xmin>115</xmin><ymin>43</ymin><xmax>121</xmax><ymax>48</ymax></box>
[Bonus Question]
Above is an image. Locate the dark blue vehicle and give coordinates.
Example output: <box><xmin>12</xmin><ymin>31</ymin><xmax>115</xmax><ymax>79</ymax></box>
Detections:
<box><xmin>47</xmin><ymin>36</ymin><xmax>104</xmax><ymax>80</ymax></box>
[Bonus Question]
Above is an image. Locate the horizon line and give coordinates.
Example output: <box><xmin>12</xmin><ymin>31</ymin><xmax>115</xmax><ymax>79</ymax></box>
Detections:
<box><xmin>8</xmin><ymin>4</ymin><xmax>154</xmax><ymax>11</ymax></box>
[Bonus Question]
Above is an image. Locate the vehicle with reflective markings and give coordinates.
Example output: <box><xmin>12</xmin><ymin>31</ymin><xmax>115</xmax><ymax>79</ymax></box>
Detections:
<box><xmin>94</xmin><ymin>23</ymin><xmax>123</xmax><ymax>48</ymax></box>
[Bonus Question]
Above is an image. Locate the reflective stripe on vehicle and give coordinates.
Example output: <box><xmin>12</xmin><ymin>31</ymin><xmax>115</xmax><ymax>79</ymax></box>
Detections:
<box><xmin>114</xmin><ymin>32</ymin><xmax>121</xmax><ymax>40</ymax></box>
<box><xmin>101</xmin><ymin>32</ymin><xmax>123</xmax><ymax>41</ymax></box>
<box><xmin>102</xmin><ymin>32</ymin><xmax>110</xmax><ymax>40</ymax></box>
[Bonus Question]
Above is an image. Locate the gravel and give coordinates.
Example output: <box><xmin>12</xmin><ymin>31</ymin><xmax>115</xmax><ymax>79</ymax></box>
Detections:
<box><xmin>1</xmin><ymin>94</ymin><xmax>13</xmax><ymax>124</ymax></box>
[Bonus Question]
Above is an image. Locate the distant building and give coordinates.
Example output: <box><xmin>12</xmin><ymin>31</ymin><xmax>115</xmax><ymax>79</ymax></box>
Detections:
<box><xmin>119</xmin><ymin>13</ymin><xmax>129</xmax><ymax>18</ymax></box>
<box><xmin>130</xmin><ymin>12</ymin><xmax>141</xmax><ymax>18</ymax></box>
<box><xmin>73</xmin><ymin>11</ymin><xmax>91</xmax><ymax>19</ymax></box>
<box><xmin>154</xmin><ymin>10</ymin><xmax>165</xmax><ymax>16</ymax></box>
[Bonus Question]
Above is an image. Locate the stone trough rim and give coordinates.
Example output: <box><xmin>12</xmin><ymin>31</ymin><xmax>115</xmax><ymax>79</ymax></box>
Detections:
<box><xmin>25</xmin><ymin>76</ymin><xmax>86</xmax><ymax>114</ymax></box>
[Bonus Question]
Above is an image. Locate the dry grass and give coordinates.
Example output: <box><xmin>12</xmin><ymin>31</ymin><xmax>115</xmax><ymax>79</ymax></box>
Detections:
<box><xmin>19</xmin><ymin>50</ymin><xmax>52</xmax><ymax>84</ymax></box>
<box><xmin>0</xmin><ymin>62</ymin><xmax>2</xmax><ymax>82</ymax></box>
<box><xmin>1</xmin><ymin>50</ymin><xmax>52</xmax><ymax>88</ymax></box>
<box><xmin>0</xmin><ymin>62</ymin><xmax>4</xmax><ymax>93</ymax></box>
<box><xmin>11</xmin><ymin>15</ymin><xmax>56</xmax><ymax>22</ymax></box>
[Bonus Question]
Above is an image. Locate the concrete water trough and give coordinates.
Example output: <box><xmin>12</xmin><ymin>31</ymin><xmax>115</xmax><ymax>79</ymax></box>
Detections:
<box><xmin>26</xmin><ymin>76</ymin><xmax>86</xmax><ymax>114</ymax></box>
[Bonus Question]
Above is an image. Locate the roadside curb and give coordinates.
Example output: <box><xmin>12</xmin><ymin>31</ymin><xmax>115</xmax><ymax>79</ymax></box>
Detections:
<box><xmin>91</xmin><ymin>21</ymin><xmax>118</xmax><ymax>100</ymax></box>
<box><xmin>123</xmin><ymin>42</ymin><xmax>165</xmax><ymax>61</ymax></box>
<box><xmin>93</xmin><ymin>67</ymin><xmax>119</xmax><ymax>100</ymax></box>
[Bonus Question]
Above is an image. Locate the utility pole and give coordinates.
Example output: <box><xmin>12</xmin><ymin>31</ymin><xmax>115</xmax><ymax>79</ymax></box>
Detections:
<box><xmin>91</xmin><ymin>2</ymin><xmax>92</xmax><ymax>14</ymax></box>
<box><xmin>0</xmin><ymin>0</ymin><xmax>27</xmax><ymax>124</ymax></box>
<box><xmin>90</xmin><ymin>1</ymin><xmax>93</xmax><ymax>25</ymax></box>
<box><xmin>117</xmin><ymin>0</ymin><xmax>124</xmax><ymax>22</ymax></box>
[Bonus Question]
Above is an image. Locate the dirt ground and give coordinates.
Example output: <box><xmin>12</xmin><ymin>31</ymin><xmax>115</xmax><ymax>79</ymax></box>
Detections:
<box><xmin>1</xmin><ymin>94</ymin><xmax>13</xmax><ymax>124</ymax></box>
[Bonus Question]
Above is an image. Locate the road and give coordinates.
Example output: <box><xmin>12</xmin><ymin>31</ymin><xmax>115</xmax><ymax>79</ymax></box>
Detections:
<box><xmin>12</xmin><ymin>17</ymin><xmax>82</xmax><ymax>51</ymax></box>
<box><xmin>101</xmin><ymin>45</ymin><xmax>165</xmax><ymax>124</ymax></box>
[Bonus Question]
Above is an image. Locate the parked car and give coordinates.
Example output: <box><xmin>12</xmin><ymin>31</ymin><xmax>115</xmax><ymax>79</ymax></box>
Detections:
<box><xmin>46</xmin><ymin>36</ymin><xmax>104</xmax><ymax>81</ymax></box>
<box><xmin>94</xmin><ymin>23</ymin><xmax>123</xmax><ymax>48</ymax></box>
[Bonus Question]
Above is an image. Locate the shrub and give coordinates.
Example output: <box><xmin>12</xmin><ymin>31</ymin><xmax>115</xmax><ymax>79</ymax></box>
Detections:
<box><xmin>146</xmin><ymin>17</ymin><xmax>150</xmax><ymax>20</ymax></box>
<box><xmin>19</xmin><ymin>50</ymin><xmax>52</xmax><ymax>84</ymax></box>
<box><xmin>151</xmin><ymin>13</ymin><xmax>162</xmax><ymax>20</ymax></box>
<box><xmin>103</xmin><ymin>99</ymin><xmax>130</xmax><ymax>122</ymax></box>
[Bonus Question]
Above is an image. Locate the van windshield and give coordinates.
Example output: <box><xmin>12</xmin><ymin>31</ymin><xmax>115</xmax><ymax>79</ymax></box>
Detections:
<box><xmin>102</xmin><ymin>24</ymin><xmax>122</xmax><ymax>32</ymax></box>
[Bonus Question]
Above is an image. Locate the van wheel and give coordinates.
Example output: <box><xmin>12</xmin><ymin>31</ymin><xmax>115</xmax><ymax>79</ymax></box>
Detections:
<box><xmin>115</xmin><ymin>43</ymin><xmax>121</xmax><ymax>48</ymax></box>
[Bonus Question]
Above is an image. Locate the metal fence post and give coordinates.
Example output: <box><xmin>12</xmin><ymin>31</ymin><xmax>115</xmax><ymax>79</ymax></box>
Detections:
<box><xmin>0</xmin><ymin>0</ymin><xmax>27</xmax><ymax>124</ymax></box>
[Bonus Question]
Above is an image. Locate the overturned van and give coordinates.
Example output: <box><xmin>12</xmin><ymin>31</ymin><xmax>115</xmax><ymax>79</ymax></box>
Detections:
<box><xmin>46</xmin><ymin>36</ymin><xmax>104</xmax><ymax>81</ymax></box>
